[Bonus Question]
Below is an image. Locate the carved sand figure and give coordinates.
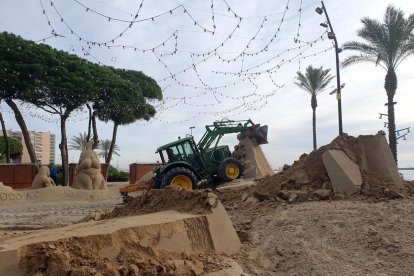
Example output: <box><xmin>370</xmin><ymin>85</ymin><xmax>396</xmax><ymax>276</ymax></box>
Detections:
<box><xmin>0</xmin><ymin>182</ymin><xmax>13</xmax><ymax>192</ymax></box>
<box><xmin>72</xmin><ymin>142</ymin><xmax>107</xmax><ymax>190</ymax></box>
<box><xmin>32</xmin><ymin>166</ymin><xmax>56</xmax><ymax>189</ymax></box>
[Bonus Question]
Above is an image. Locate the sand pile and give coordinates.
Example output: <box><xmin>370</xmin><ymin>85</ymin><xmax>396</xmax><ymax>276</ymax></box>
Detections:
<box><xmin>233</xmin><ymin>137</ymin><xmax>274</xmax><ymax>178</ymax></box>
<box><xmin>21</xmin><ymin>238</ymin><xmax>226</xmax><ymax>276</ymax></box>
<box><xmin>250</xmin><ymin>132</ymin><xmax>406</xmax><ymax>202</ymax></box>
<box><xmin>8</xmin><ymin>187</ymin><xmax>242</xmax><ymax>276</ymax></box>
<box><xmin>102</xmin><ymin>188</ymin><xmax>217</xmax><ymax>220</ymax></box>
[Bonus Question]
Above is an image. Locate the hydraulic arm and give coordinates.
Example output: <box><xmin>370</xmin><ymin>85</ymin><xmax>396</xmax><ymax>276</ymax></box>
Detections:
<box><xmin>197</xmin><ymin>119</ymin><xmax>268</xmax><ymax>154</ymax></box>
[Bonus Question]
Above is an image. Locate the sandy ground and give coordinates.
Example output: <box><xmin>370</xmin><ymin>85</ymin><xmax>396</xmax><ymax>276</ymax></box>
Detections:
<box><xmin>227</xmin><ymin>196</ymin><xmax>414</xmax><ymax>275</ymax></box>
<box><xmin>2</xmin><ymin>179</ymin><xmax>414</xmax><ymax>275</ymax></box>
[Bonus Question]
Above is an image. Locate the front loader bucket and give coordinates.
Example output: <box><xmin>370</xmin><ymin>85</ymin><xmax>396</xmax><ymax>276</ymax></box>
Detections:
<box><xmin>238</xmin><ymin>125</ymin><xmax>268</xmax><ymax>145</ymax></box>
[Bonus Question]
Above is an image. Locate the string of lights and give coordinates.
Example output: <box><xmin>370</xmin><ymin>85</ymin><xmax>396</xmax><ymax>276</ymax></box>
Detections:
<box><xmin>144</xmin><ymin>83</ymin><xmax>286</xmax><ymax>126</ymax></box>
<box><xmin>294</xmin><ymin>0</ymin><xmax>303</xmax><ymax>43</ymax></box>
<box><xmin>40</xmin><ymin>0</ymin><xmax>180</xmax><ymax>54</ymax></box>
<box><xmin>208</xmin><ymin>0</ymin><xmax>290</xmax><ymax>62</ymax></box>
<box><xmin>28</xmin><ymin>0</ymin><xmax>342</xmax><ymax>127</ymax></box>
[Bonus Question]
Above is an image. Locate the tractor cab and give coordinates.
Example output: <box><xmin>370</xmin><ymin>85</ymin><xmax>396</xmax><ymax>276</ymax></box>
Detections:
<box><xmin>154</xmin><ymin>136</ymin><xmax>209</xmax><ymax>187</ymax></box>
<box><xmin>157</xmin><ymin>137</ymin><xmax>198</xmax><ymax>164</ymax></box>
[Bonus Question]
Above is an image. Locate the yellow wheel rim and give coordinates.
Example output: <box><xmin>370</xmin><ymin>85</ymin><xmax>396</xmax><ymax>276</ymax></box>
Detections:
<box><xmin>171</xmin><ymin>175</ymin><xmax>192</xmax><ymax>190</ymax></box>
<box><xmin>225</xmin><ymin>163</ymin><xmax>240</xmax><ymax>179</ymax></box>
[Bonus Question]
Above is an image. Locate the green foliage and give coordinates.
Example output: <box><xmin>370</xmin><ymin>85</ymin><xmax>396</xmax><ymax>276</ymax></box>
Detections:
<box><xmin>93</xmin><ymin>77</ymin><xmax>157</xmax><ymax>126</ymax></box>
<box><xmin>294</xmin><ymin>65</ymin><xmax>333</xmax><ymax>150</ymax></box>
<box><xmin>94</xmin><ymin>67</ymin><xmax>162</xmax><ymax>126</ymax></box>
<box><xmin>107</xmin><ymin>165</ymin><xmax>128</xmax><ymax>182</ymax></box>
<box><xmin>0</xmin><ymin>32</ymin><xmax>162</xmax><ymax>181</ymax></box>
<box><xmin>341</xmin><ymin>5</ymin><xmax>414</xmax><ymax>163</ymax></box>
<box><xmin>0</xmin><ymin>32</ymin><xmax>47</xmax><ymax>99</ymax></box>
<box><xmin>0</xmin><ymin>137</ymin><xmax>22</xmax><ymax>161</ymax></box>
<box><xmin>108</xmin><ymin>68</ymin><xmax>163</xmax><ymax>100</ymax></box>
<box><xmin>68</xmin><ymin>132</ymin><xmax>90</xmax><ymax>151</ymax></box>
<box><xmin>0</xmin><ymin>31</ymin><xmax>162</xmax><ymax>125</ymax></box>
<box><xmin>97</xmin><ymin>139</ymin><xmax>120</xmax><ymax>163</ymax></box>
<box><xmin>294</xmin><ymin>66</ymin><xmax>334</xmax><ymax>98</ymax></box>
<box><xmin>342</xmin><ymin>5</ymin><xmax>414</xmax><ymax>70</ymax></box>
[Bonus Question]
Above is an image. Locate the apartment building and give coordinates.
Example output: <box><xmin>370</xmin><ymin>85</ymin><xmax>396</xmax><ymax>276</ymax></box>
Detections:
<box><xmin>5</xmin><ymin>130</ymin><xmax>56</xmax><ymax>164</ymax></box>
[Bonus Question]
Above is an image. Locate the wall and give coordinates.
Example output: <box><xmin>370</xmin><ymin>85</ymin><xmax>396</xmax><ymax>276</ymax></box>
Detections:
<box><xmin>129</xmin><ymin>163</ymin><xmax>158</xmax><ymax>184</ymax></box>
<box><xmin>0</xmin><ymin>164</ymin><xmax>37</xmax><ymax>189</ymax></box>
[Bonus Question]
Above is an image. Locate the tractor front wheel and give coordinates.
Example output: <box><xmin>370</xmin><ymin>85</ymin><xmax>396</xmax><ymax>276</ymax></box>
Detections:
<box><xmin>218</xmin><ymin>157</ymin><xmax>244</xmax><ymax>182</ymax></box>
<box><xmin>160</xmin><ymin>167</ymin><xmax>198</xmax><ymax>190</ymax></box>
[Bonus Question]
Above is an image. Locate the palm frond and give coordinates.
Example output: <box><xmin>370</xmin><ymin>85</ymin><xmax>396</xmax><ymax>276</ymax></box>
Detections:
<box><xmin>295</xmin><ymin>66</ymin><xmax>334</xmax><ymax>97</ymax></box>
<box><xmin>97</xmin><ymin>139</ymin><xmax>120</xmax><ymax>161</ymax></box>
<box><xmin>343</xmin><ymin>5</ymin><xmax>414</xmax><ymax>71</ymax></box>
<box><xmin>68</xmin><ymin>132</ymin><xmax>89</xmax><ymax>151</ymax></box>
<box><xmin>341</xmin><ymin>54</ymin><xmax>385</xmax><ymax>70</ymax></box>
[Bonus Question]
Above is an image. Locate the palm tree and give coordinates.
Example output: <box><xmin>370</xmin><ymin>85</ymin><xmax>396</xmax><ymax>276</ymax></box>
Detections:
<box><xmin>295</xmin><ymin>65</ymin><xmax>334</xmax><ymax>150</ymax></box>
<box><xmin>342</xmin><ymin>5</ymin><xmax>414</xmax><ymax>164</ymax></box>
<box><xmin>97</xmin><ymin>139</ymin><xmax>120</xmax><ymax>164</ymax></box>
<box><xmin>68</xmin><ymin>132</ymin><xmax>89</xmax><ymax>151</ymax></box>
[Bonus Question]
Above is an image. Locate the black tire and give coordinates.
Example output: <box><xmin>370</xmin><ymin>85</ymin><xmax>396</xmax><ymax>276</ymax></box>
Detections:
<box><xmin>160</xmin><ymin>167</ymin><xmax>198</xmax><ymax>190</ymax></box>
<box><xmin>218</xmin><ymin>157</ymin><xmax>244</xmax><ymax>182</ymax></box>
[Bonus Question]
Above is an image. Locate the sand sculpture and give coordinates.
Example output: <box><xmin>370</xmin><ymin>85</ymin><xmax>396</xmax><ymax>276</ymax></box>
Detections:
<box><xmin>254</xmin><ymin>132</ymin><xmax>404</xmax><ymax>201</ymax></box>
<box><xmin>32</xmin><ymin>166</ymin><xmax>56</xmax><ymax>189</ymax></box>
<box><xmin>233</xmin><ymin>137</ymin><xmax>274</xmax><ymax>178</ymax></box>
<box><xmin>0</xmin><ymin>181</ymin><xmax>13</xmax><ymax>192</ymax></box>
<box><xmin>72</xmin><ymin>142</ymin><xmax>107</xmax><ymax>190</ymax></box>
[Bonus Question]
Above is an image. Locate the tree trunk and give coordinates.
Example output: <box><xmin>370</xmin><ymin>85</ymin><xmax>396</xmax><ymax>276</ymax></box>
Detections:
<box><xmin>86</xmin><ymin>104</ymin><xmax>92</xmax><ymax>142</ymax></box>
<box><xmin>91</xmin><ymin>112</ymin><xmax>99</xmax><ymax>150</ymax></box>
<box><xmin>384</xmin><ymin>69</ymin><xmax>398</xmax><ymax>164</ymax></box>
<box><xmin>59</xmin><ymin>115</ymin><xmax>69</xmax><ymax>186</ymax></box>
<box><xmin>312</xmin><ymin>107</ymin><xmax>317</xmax><ymax>150</ymax></box>
<box><xmin>105</xmin><ymin>123</ymin><xmax>118</xmax><ymax>181</ymax></box>
<box><xmin>0</xmin><ymin>112</ymin><xmax>10</xmax><ymax>163</ymax></box>
<box><xmin>311</xmin><ymin>95</ymin><xmax>318</xmax><ymax>150</ymax></box>
<box><xmin>5</xmin><ymin>99</ymin><xmax>37</xmax><ymax>164</ymax></box>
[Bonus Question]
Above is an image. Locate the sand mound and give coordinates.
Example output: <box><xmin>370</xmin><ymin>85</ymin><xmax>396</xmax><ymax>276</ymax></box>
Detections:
<box><xmin>15</xmin><ymin>210</ymin><xmax>237</xmax><ymax>276</ymax></box>
<box><xmin>22</xmin><ymin>239</ymin><xmax>233</xmax><ymax>276</ymax></box>
<box><xmin>252</xmin><ymin>132</ymin><xmax>406</xmax><ymax>201</ymax></box>
<box><xmin>102</xmin><ymin>188</ymin><xmax>217</xmax><ymax>219</ymax></box>
<box><xmin>0</xmin><ymin>186</ymin><xmax>120</xmax><ymax>207</ymax></box>
<box><xmin>4</xmin><ymin>187</ymin><xmax>241</xmax><ymax>276</ymax></box>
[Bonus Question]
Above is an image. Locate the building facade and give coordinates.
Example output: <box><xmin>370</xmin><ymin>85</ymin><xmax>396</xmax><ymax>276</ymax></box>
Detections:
<box><xmin>5</xmin><ymin>130</ymin><xmax>56</xmax><ymax>164</ymax></box>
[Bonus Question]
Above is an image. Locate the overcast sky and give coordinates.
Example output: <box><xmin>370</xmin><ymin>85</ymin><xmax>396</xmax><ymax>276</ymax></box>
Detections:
<box><xmin>1</xmin><ymin>0</ymin><xmax>413</xmax><ymax>170</ymax></box>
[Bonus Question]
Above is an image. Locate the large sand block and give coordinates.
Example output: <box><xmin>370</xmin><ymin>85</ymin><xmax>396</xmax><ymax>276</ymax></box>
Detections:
<box><xmin>0</xmin><ymin>186</ymin><xmax>120</xmax><ymax>207</ymax></box>
<box><xmin>322</xmin><ymin>150</ymin><xmax>362</xmax><ymax>195</ymax></box>
<box><xmin>352</xmin><ymin>133</ymin><xmax>403</xmax><ymax>188</ymax></box>
<box><xmin>235</xmin><ymin>138</ymin><xmax>274</xmax><ymax>178</ymax></box>
<box><xmin>0</xmin><ymin>201</ymin><xmax>240</xmax><ymax>275</ymax></box>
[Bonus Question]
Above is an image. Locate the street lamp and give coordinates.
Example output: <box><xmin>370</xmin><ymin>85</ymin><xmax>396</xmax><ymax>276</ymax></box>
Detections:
<box><xmin>189</xmin><ymin>126</ymin><xmax>195</xmax><ymax>136</ymax></box>
<box><xmin>316</xmin><ymin>1</ymin><xmax>343</xmax><ymax>135</ymax></box>
<box><xmin>329</xmin><ymin>83</ymin><xmax>345</xmax><ymax>95</ymax></box>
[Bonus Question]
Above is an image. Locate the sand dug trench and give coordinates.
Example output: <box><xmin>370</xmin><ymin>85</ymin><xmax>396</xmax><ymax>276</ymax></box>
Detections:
<box><xmin>0</xmin><ymin>189</ymin><xmax>241</xmax><ymax>276</ymax></box>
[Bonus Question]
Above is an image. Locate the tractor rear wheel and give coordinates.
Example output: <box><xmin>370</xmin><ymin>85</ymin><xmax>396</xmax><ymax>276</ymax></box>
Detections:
<box><xmin>218</xmin><ymin>157</ymin><xmax>244</xmax><ymax>182</ymax></box>
<box><xmin>160</xmin><ymin>167</ymin><xmax>198</xmax><ymax>190</ymax></box>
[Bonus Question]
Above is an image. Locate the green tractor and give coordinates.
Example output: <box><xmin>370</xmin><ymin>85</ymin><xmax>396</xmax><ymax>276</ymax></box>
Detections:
<box><xmin>151</xmin><ymin>119</ymin><xmax>268</xmax><ymax>190</ymax></box>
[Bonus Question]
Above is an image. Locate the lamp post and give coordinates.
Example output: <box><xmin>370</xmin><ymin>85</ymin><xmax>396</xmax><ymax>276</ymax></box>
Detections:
<box><xmin>189</xmin><ymin>126</ymin><xmax>195</xmax><ymax>136</ymax></box>
<box><xmin>316</xmin><ymin>1</ymin><xmax>343</xmax><ymax>135</ymax></box>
